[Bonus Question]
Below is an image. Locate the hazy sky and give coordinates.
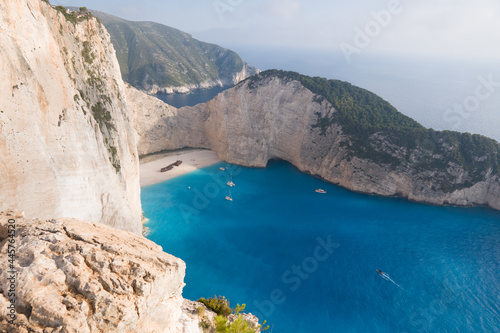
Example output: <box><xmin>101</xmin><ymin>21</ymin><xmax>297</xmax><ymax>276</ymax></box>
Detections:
<box><xmin>55</xmin><ymin>0</ymin><xmax>500</xmax><ymax>141</ymax></box>
<box><xmin>59</xmin><ymin>0</ymin><xmax>500</xmax><ymax>62</ymax></box>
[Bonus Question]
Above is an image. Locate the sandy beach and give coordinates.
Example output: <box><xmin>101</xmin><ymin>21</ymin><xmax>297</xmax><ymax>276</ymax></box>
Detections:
<box><xmin>139</xmin><ymin>149</ymin><xmax>222</xmax><ymax>186</ymax></box>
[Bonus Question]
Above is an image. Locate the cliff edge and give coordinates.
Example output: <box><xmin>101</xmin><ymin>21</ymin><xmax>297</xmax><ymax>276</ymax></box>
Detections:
<box><xmin>0</xmin><ymin>211</ymin><xmax>197</xmax><ymax>332</ymax></box>
<box><xmin>0</xmin><ymin>0</ymin><xmax>141</xmax><ymax>233</ymax></box>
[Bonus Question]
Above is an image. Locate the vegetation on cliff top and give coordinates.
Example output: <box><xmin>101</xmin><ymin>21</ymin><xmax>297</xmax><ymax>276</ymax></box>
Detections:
<box><xmin>53</xmin><ymin>5</ymin><xmax>94</xmax><ymax>25</ymax></box>
<box><xmin>245</xmin><ymin>70</ymin><xmax>500</xmax><ymax>192</ymax></box>
<box><xmin>198</xmin><ymin>296</ymin><xmax>269</xmax><ymax>333</ymax></box>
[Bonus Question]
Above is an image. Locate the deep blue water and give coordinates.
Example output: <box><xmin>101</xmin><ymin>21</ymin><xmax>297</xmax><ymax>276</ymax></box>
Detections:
<box><xmin>142</xmin><ymin>161</ymin><xmax>500</xmax><ymax>333</ymax></box>
<box><xmin>155</xmin><ymin>85</ymin><xmax>230</xmax><ymax>108</ymax></box>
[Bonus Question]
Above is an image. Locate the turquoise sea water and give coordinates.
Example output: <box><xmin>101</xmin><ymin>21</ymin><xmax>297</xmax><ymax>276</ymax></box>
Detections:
<box><xmin>142</xmin><ymin>160</ymin><xmax>500</xmax><ymax>333</ymax></box>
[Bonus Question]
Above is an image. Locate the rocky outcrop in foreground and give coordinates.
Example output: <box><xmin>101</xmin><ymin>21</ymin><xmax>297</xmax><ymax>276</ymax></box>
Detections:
<box><xmin>133</xmin><ymin>72</ymin><xmax>500</xmax><ymax>211</ymax></box>
<box><xmin>0</xmin><ymin>210</ymin><xmax>188</xmax><ymax>332</ymax></box>
<box><xmin>0</xmin><ymin>211</ymin><xmax>261</xmax><ymax>332</ymax></box>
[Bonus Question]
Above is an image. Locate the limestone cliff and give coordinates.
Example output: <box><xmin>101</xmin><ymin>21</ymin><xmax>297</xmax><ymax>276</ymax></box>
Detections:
<box><xmin>0</xmin><ymin>211</ymin><xmax>227</xmax><ymax>332</ymax></box>
<box><xmin>0</xmin><ymin>0</ymin><xmax>141</xmax><ymax>233</ymax></box>
<box><xmin>142</xmin><ymin>62</ymin><xmax>258</xmax><ymax>96</ymax></box>
<box><xmin>133</xmin><ymin>71</ymin><xmax>500</xmax><ymax>211</ymax></box>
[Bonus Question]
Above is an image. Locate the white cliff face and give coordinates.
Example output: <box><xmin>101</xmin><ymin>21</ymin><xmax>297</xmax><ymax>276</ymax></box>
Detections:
<box><xmin>142</xmin><ymin>63</ymin><xmax>260</xmax><ymax>95</ymax></box>
<box><xmin>197</xmin><ymin>77</ymin><xmax>339</xmax><ymax>168</ymax></box>
<box><xmin>133</xmin><ymin>75</ymin><xmax>500</xmax><ymax>211</ymax></box>
<box><xmin>0</xmin><ymin>0</ymin><xmax>141</xmax><ymax>233</ymax></box>
<box><xmin>128</xmin><ymin>84</ymin><xmax>210</xmax><ymax>156</ymax></box>
<box><xmin>224</xmin><ymin>63</ymin><xmax>260</xmax><ymax>91</ymax></box>
<box><xmin>0</xmin><ymin>211</ymin><xmax>207</xmax><ymax>333</ymax></box>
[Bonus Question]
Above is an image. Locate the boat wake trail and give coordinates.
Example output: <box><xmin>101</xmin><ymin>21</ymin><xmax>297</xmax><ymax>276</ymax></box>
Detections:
<box><xmin>379</xmin><ymin>272</ymin><xmax>404</xmax><ymax>290</ymax></box>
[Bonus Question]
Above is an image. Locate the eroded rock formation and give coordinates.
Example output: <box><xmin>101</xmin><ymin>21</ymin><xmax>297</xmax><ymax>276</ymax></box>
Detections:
<box><xmin>133</xmin><ymin>74</ymin><xmax>500</xmax><ymax>211</ymax></box>
<box><xmin>0</xmin><ymin>211</ymin><xmax>189</xmax><ymax>332</ymax></box>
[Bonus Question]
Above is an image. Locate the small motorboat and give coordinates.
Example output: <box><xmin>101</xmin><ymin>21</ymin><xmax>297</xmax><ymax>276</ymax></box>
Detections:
<box><xmin>225</xmin><ymin>189</ymin><xmax>233</xmax><ymax>202</ymax></box>
<box><xmin>220</xmin><ymin>167</ymin><xmax>226</xmax><ymax>171</ymax></box>
<box><xmin>315</xmin><ymin>189</ymin><xmax>327</xmax><ymax>194</ymax></box>
<box><xmin>376</xmin><ymin>270</ymin><xmax>383</xmax><ymax>275</ymax></box>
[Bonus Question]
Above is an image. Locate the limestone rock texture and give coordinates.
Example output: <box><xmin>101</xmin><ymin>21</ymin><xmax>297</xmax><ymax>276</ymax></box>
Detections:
<box><xmin>0</xmin><ymin>0</ymin><xmax>141</xmax><ymax>233</ymax></box>
<box><xmin>133</xmin><ymin>75</ymin><xmax>500</xmax><ymax>211</ymax></box>
<box><xmin>0</xmin><ymin>210</ymin><xmax>205</xmax><ymax>332</ymax></box>
<box><xmin>143</xmin><ymin>63</ymin><xmax>260</xmax><ymax>95</ymax></box>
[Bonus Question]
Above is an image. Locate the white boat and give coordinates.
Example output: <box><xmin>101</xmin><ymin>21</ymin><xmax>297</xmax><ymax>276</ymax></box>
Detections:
<box><xmin>315</xmin><ymin>189</ymin><xmax>327</xmax><ymax>194</ymax></box>
<box><xmin>225</xmin><ymin>189</ymin><xmax>233</xmax><ymax>201</ymax></box>
<box><xmin>219</xmin><ymin>167</ymin><xmax>226</xmax><ymax>171</ymax></box>
<box><xmin>226</xmin><ymin>171</ymin><xmax>236</xmax><ymax>187</ymax></box>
